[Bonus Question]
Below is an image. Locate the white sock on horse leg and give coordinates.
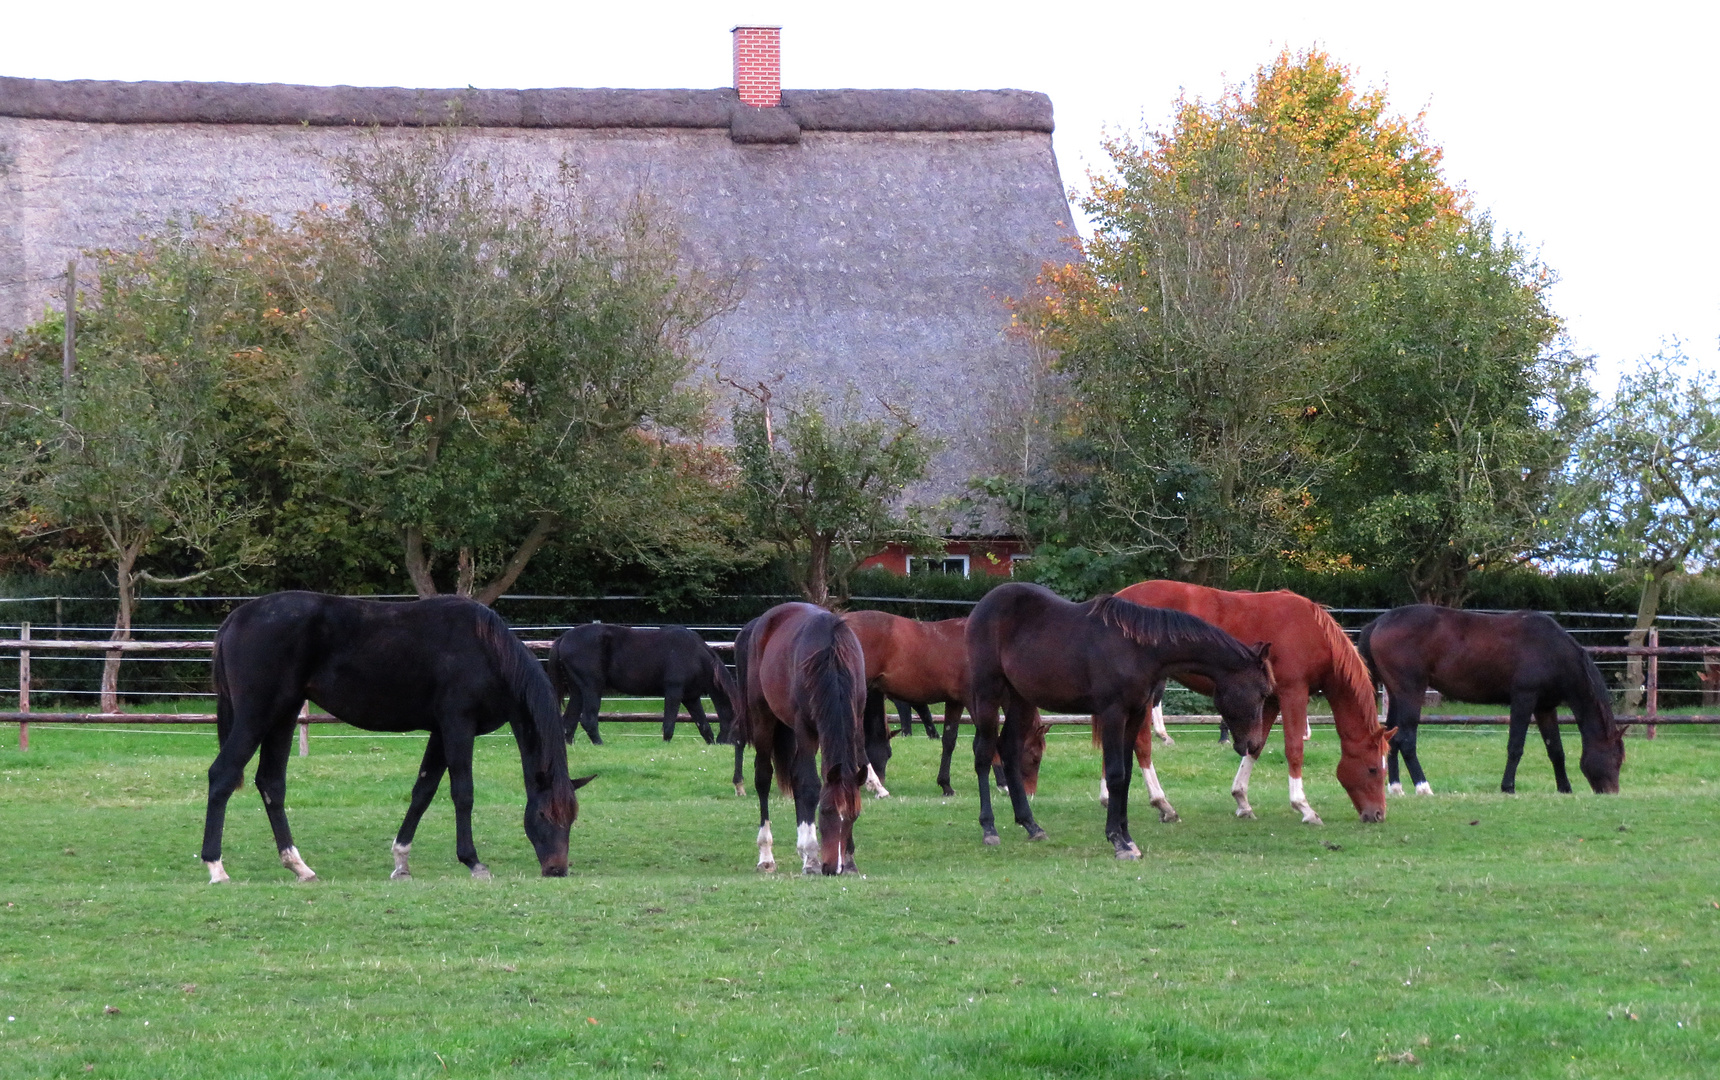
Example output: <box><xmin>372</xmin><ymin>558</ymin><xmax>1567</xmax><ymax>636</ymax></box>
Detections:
<box><xmin>1231</xmin><ymin>754</ymin><xmax>1257</xmax><ymax>818</ymax></box>
<box><xmin>1288</xmin><ymin>775</ymin><xmax>1322</xmax><ymax>824</ymax></box>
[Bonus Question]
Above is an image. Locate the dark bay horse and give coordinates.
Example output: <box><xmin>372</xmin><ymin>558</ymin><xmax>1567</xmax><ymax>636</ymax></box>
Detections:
<box><xmin>1111</xmin><ymin>581</ymin><xmax>1391</xmax><ymax>824</ymax></box>
<box><xmin>734</xmin><ymin>603</ymin><xmax>869</xmax><ymax>875</ymax></box>
<box><xmin>201</xmin><ymin>593</ymin><xmax>590</xmax><ymax>884</ymax></box>
<box><xmin>1358</xmin><ymin>605</ymin><xmax>1625</xmax><ymax>795</ymax></box>
<box><xmin>548</xmin><ymin>623</ymin><xmax>737</xmax><ymax>745</ymax></box>
<box><xmin>841</xmin><ymin>609</ymin><xmax>1046</xmax><ymax>798</ymax></box>
<box><xmin>966</xmin><ymin>583</ymin><xmax>1276</xmax><ymax>858</ymax></box>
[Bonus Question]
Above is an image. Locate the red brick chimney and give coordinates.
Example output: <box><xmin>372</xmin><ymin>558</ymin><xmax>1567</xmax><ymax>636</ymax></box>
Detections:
<box><xmin>732</xmin><ymin>25</ymin><xmax>782</xmax><ymax>108</ymax></box>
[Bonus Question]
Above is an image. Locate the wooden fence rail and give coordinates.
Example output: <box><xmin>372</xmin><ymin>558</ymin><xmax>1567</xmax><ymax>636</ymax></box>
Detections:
<box><xmin>5</xmin><ymin>632</ymin><xmax>1718</xmax><ymax>754</ymax></box>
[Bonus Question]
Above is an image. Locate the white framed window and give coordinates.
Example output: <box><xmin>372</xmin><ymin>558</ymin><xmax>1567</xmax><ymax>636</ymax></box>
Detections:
<box><xmin>907</xmin><ymin>554</ymin><xmax>970</xmax><ymax>578</ymax></box>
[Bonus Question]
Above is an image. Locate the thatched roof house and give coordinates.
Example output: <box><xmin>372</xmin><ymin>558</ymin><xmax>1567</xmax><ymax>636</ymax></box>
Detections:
<box><xmin>0</xmin><ymin>30</ymin><xmax>1074</xmax><ymax>547</ymax></box>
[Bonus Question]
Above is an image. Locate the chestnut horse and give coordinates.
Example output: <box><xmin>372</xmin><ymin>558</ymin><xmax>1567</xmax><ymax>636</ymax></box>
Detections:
<box><xmin>966</xmin><ymin>583</ymin><xmax>1275</xmax><ymax>858</ymax></box>
<box><xmin>1110</xmin><ymin>582</ymin><xmax>1391</xmax><ymax>824</ymax></box>
<box><xmin>841</xmin><ymin>610</ymin><xmax>1047</xmax><ymax>798</ymax></box>
<box><xmin>733</xmin><ymin>603</ymin><xmax>869</xmax><ymax>875</ymax></box>
<box><xmin>1358</xmin><ymin>605</ymin><xmax>1624</xmax><ymax>795</ymax></box>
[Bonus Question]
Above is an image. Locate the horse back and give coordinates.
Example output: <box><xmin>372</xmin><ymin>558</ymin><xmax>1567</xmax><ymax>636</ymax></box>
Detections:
<box><xmin>1369</xmin><ymin>605</ymin><xmax>1576</xmax><ymax>705</ymax></box>
<box><xmin>1116</xmin><ymin>580</ymin><xmax>1336</xmax><ymax>692</ymax></box>
<box><xmin>217</xmin><ymin>592</ymin><xmax>520</xmax><ymax>734</ymax></box>
<box><xmin>841</xmin><ymin>610</ymin><xmax>968</xmax><ymax>703</ymax></box>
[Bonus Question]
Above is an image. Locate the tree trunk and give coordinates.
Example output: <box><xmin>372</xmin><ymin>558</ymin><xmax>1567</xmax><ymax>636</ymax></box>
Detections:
<box><xmin>802</xmin><ymin>537</ymin><xmax>832</xmax><ymax>608</ymax></box>
<box><xmin>101</xmin><ymin>540</ymin><xmax>143</xmax><ymax>714</ymax></box>
<box><xmin>455</xmin><ymin>547</ymin><xmax>476</xmax><ymax>597</ymax></box>
<box><xmin>403</xmin><ymin>527</ymin><xmax>438</xmax><ymax>597</ymax></box>
<box><xmin>474</xmin><ymin>515</ymin><xmax>557</xmax><ymax>607</ymax></box>
<box><xmin>1623</xmin><ymin>566</ymin><xmax>1670</xmax><ymax>712</ymax></box>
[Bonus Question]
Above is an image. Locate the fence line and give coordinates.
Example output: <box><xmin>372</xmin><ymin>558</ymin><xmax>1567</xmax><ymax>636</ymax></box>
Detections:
<box><xmin>7</xmin><ymin>628</ymin><xmax>1718</xmax><ymax>754</ymax></box>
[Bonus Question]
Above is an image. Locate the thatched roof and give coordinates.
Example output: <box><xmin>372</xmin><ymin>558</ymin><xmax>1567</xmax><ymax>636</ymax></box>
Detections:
<box><xmin>0</xmin><ymin>77</ymin><xmax>1075</xmax><ymax>503</ymax></box>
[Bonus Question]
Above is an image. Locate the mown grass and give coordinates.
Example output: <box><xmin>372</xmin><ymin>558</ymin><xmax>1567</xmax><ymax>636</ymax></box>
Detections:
<box><xmin>1</xmin><ymin>721</ymin><xmax>1716</xmax><ymax>1078</ymax></box>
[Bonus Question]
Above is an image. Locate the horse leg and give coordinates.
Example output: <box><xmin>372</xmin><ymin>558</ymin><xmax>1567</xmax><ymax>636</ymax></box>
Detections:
<box><xmin>894</xmin><ymin>698</ymin><xmax>914</xmax><ymax>738</ymax></box>
<box><xmin>754</xmin><ymin>731</ymin><xmax>778</xmax><ymax>872</ymax></box>
<box><xmin>732</xmin><ymin>741</ymin><xmax>746</xmax><ymax>798</ymax></box>
<box><xmin>936</xmin><ymin>703</ymin><xmax>962</xmax><ymax>797</ymax></box>
<box><xmin>253</xmin><ymin>718</ymin><xmax>317</xmax><ymax>882</ymax></box>
<box><xmin>1537</xmin><ymin>708</ymin><xmax>1573</xmax><ymax>793</ymax></box>
<box><xmin>1501</xmin><ymin>694</ymin><xmax>1537</xmax><ymax>794</ymax></box>
<box><xmin>1150</xmin><ymin>679</ymin><xmax>1174</xmax><ymax>745</ymax></box>
<box><xmin>917</xmin><ymin>703</ymin><xmax>937</xmax><ymax>739</ymax></box>
<box><xmin>1098</xmin><ymin>705</ymin><xmax>1140</xmax><ymax>858</ymax></box>
<box><xmin>789</xmin><ymin>732</ymin><xmax>824</xmax><ymax>875</ymax></box>
<box><xmin>862</xmin><ymin>689</ymin><xmax>892</xmax><ymax>798</ymax></box>
<box><xmin>997</xmin><ymin>693</ymin><xmax>1046</xmax><ymax>841</ymax></box>
<box><xmin>575</xmin><ymin>676</ymin><xmax>604</xmax><ymax>745</ymax></box>
<box><xmin>390</xmin><ymin>731</ymin><xmax>448</xmax><ymax>880</ymax></box>
<box><xmin>661</xmin><ymin>682</ymin><xmax>684</xmax><ymax>742</ymax></box>
<box><xmin>1231</xmin><ymin>706</ymin><xmax>1275</xmax><ymax>819</ymax></box>
<box><xmin>1383</xmin><ymin>679</ymin><xmax>1427</xmax><ymax>794</ymax></box>
<box><xmin>1387</xmin><ymin>743</ymin><xmax>1403</xmax><ymax>794</ymax></box>
<box><xmin>441</xmin><ymin>730</ymin><xmax>489</xmax><ymax>879</ymax></box>
<box><xmin>1281</xmin><ymin>690</ymin><xmax>1322</xmax><ymax>825</ymax></box>
<box><xmin>683</xmin><ymin>695</ymin><xmax>716</xmax><ymax>745</ymax></box>
<box><xmin>971</xmin><ymin>704</ymin><xmax>1003</xmax><ymax>846</ymax></box>
<box><xmin>1135</xmin><ymin>721</ymin><xmax>1178</xmax><ymax>824</ymax></box>
<box><xmin>199</xmin><ymin>714</ymin><xmax>270</xmax><ymax>884</ymax></box>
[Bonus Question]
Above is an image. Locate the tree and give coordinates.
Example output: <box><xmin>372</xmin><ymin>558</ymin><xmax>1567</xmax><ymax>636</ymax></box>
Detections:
<box><xmin>297</xmin><ymin>133</ymin><xmax>732</xmax><ymax>604</ymax></box>
<box><xmin>1038</xmin><ymin>59</ymin><xmax>1366</xmax><ymax>584</ymax></box>
<box><xmin>732</xmin><ymin>383</ymin><xmax>936</xmax><ymax>606</ymax></box>
<box><xmin>1569</xmin><ymin>355</ymin><xmax>1720</xmax><ymax>705</ymax></box>
<box><xmin>1311</xmin><ymin>217</ymin><xmax>1588</xmax><ymax>603</ymax></box>
<box><xmin>0</xmin><ymin>229</ymin><xmax>275</xmax><ymax>709</ymax></box>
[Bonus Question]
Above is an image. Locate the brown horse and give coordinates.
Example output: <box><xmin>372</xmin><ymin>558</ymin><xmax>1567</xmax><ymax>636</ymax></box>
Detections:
<box><xmin>966</xmin><ymin>583</ymin><xmax>1276</xmax><ymax>858</ymax></box>
<box><xmin>841</xmin><ymin>610</ymin><xmax>1047</xmax><ymax>798</ymax></box>
<box><xmin>1111</xmin><ymin>581</ymin><xmax>1391</xmax><ymax>824</ymax></box>
<box><xmin>733</xmin><ymin>603</ymin><xmax>869</xmax><ymax>875</ymax></box>
<box><xmin>1358</xmin><ymin>605</ymin><xmax>1625</xmax><ymax>795</ymax></box>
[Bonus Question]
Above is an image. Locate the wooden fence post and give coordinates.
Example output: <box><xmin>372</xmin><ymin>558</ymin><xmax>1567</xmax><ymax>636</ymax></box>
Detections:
<box><xmin>1646</xmin><ymin>628</ymin><xmax>1659</xmax><ymax>739</ymax></box>
<box><xmin>18</xmin><ymin>621</ymin><xmax>29</xmax><ymax>752</ymax></box>
<box><xmin>298</xmin><ymin>701</ymin><xmax>310</xmax><ymax>757</ymax></box>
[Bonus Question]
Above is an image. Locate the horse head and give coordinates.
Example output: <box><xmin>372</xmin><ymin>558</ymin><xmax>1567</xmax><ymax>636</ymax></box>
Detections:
<box><xmin>1580</xmin><ymin>723</ymin><xmax>1625</xmax><ymax>794</ymax></box>
<box><xmin>1332</xmin><ymin>725</ymin><xmax>1393</xmax><ymax>824</ymax></box>
<box><xmin>1214</xmin><ymin>642</ymin><xmax>1275</xmax><ymax>758</ymax></box>
<box><xmin>523</xmin><ymin>773</ymin><xmax>595</xmax><ymax>876</ymax></box>
<box><xmin>817</xmin><ymin>764</ymin><xmax>863</xmax><ymax>875</ymax></box>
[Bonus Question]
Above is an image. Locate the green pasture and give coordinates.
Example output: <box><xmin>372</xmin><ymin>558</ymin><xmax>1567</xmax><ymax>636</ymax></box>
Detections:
<box><xmin>0</xmin><ymin>720</ymin><xmax>1715</xmax><ymax>1079</ymax></box>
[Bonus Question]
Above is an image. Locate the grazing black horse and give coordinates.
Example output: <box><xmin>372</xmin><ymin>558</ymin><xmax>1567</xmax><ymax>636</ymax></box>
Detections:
<box><xmin>1358</xmin><ymin>605</ymin><xmax>1625</xmax><ymax>795</ymax></box>
<box><xmin>200</xmin><ymin>592</ymin><xmax>590</xmax><ymax>884</ymax></box>
<box><xmin>548</xmin><ymin>623</ymin><xmax>738</xmax><ymax>745</ymax></box>
<box><xmin>733</xmin><ymin>603</ymin><xmax>869</xmax><ymax>875</ymax></box>
<box><xmin>965</xmin><ymin>583</ymin><xmax>1276</xmax><ymax>857</ymax></box>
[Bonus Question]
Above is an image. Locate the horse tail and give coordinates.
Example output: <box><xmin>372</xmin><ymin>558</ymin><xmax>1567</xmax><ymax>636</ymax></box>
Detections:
<box><xmin>707</xmin><ymin>642</ymin><xmax>741</xmax><ymax>740</ymax></box>
<box><xmin>211</xmin><ymin>634</ymin><xmax>233</xmax><ymax>750</ymax></box>
<box><xmin>1356</xmin><ymin>617</ymin><xmax>1379</xmax><ymax>683</ymax></box>
<box><xmin>478</xmin><ymin>608</ymin><xmax>576</xmax><ymax>826</ymax></box>
<box><xmin>731</xmin><ymin>619</ymin><xmax>757</xmax><ymax>748</ymax></box>
<box><xmin>1312</xmin><ymin>601</ymin><xmax>1380</xmax><ymax>733</ymax></box>
<box><xmin>800</xmin><ymin>614</ymin><xmax>866</xmax><ymax>807</ymax></box>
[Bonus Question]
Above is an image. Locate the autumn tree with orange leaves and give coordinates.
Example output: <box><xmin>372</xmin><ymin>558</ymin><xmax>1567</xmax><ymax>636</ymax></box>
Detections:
<box><xmin>1006</xmin><ymin>49</ymin><xmax>1583</xmax><ymax>600</ymax></box>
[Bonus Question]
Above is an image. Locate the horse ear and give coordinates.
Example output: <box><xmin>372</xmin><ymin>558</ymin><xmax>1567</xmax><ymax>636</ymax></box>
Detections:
<box><xmin>571</xmin><ymin>774</ymin><xmax>597</xmax><ymax>790</ymax></box>
<box><xmin>1252</xmin><ymin>641</ymin><xmax>1272</xmax><ymax>661</ymax></box>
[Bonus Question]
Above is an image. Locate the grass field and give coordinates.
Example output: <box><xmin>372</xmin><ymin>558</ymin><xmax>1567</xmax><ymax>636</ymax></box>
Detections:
<box><xmin>1</xmin><ymin>719</ymin><xmax>1716</xmax><ymax>1079</ymax></box>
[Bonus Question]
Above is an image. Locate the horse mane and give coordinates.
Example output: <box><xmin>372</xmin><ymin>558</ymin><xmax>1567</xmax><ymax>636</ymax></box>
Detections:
<box><xmin>1575</xmin><ymin>638</ymin><xmax>1622</xmax><ymax>735</ymax></box>
<box><xmin>796</xmin><ymin>613</ymin><xmax>866</xmax><ymax>794</ymax></box>
<box><xmin>1309</xmin><ymin>600</ymin><xmax>1381</xmax><ymax>734</ymax></box>
<box><xmin>475</xmin><ymin>606</ymin><xmax>577</xmax><ymax>826</ymax></box>
<box><xmin>1089</xmin><ymin>594</ymin><xmax>1253</xmax><ymax>664</ymax></box>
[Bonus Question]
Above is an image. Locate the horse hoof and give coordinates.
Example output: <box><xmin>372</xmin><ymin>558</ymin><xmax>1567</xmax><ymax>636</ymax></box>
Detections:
<box><xmin>390</xmin><ymin>868</ymin><xmax>411</xmax><ymax>880</ymax></box>
<box><xmin>1235</xmin><ymin>808</ymin><xmax>1256</xmax><ymax>820</ymax></box>
<box><xmin>1098</xmin><ymin>796</ymin><xmax>1110</xmax><ymax>808</ymax></box>
<box><xmin>1158</xmin><ymin>807</ymin><xmax>1180</xmax><ymax>824</ymax></box>
<box><xmin>1026</xmin><ymin>825</ymin><xmax>1048</xmax><ymax>841</ymax></box>
<box><xmin>1414</xmin><ymin>782</ymin><xmax>1433</xmax><ymax>795</ymax></box>
<box><xmin>940</xmin><ymin>786</ymin><xmax>955</xmax><ymax>798</ymax></box>
<box><xmin>982</xmin><ymin>832</ymin><xmax>1001</xmax><ymax>847</ymax></box>
<box><xmin>803</xmin><ymin>866</ymin><xmax>821</xmax><ymax>876</ymax></box>
<box><xmin>1114</xmin><ymin>844</ymin><xmax>1141</xmax><ymax>861</ymax></box>
<box><xmin>757</xmin><ymin>860</ymin><xmax>775</xmax><ymax>873</ymax></box>
<box><xmin>1160</xmin><ymin>735</ymin><xmax>1176</xmax><ymax>747</ymax></box>
<box><xmin>471</xmin><ymin>864</ymin><xmax>492</xmax><ymax>881</ymax></box>
<box><xmin>734</xmin><ymin>783</ymin><xmax>745</xmax><ymax>797</ymax></box>
<box><xmin>1301</xmin><ymin>814</ymin><xmax>1324</xmax><ymax>826</ymax></box>
<box><xmin>1388</xmin><ymin>782</ymin><xmax>1404</xmax><ymax>796</ymax></box>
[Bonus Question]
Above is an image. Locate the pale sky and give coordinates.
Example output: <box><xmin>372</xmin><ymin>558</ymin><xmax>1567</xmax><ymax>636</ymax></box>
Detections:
<box><xmin>7</xmin><ymin>0</ymin><xmax>1715</xmax><ymax>392</ymax></box>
